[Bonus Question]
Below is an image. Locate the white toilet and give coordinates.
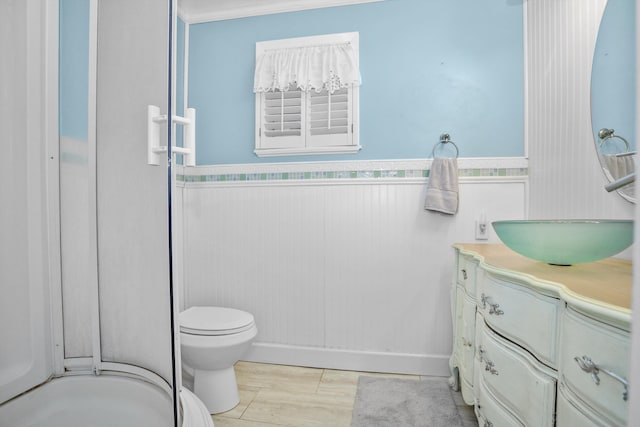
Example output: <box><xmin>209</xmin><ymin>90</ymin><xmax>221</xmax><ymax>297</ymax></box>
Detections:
<box><xmin>180</xmin><ymin>306</ymin><xmax>257</xmax><ymax>414</ymax></box>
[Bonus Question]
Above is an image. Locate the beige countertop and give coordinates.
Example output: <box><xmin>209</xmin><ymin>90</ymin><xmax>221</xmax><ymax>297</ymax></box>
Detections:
<box><xmin>454</xmin><ymin>243</ymin><xmax>632</xmax><ymax>310</ymax></box>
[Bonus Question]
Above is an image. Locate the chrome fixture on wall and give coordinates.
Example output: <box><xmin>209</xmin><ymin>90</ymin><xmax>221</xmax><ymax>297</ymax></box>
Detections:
<box><xmin>597</xmin><ymin>128</ymin><xmax>636</xmax><ymax>193</ymax></box>
<box><xmin>598</xmin><ymin>128</ymin><xmax>631</xmax><ymax>152</ymax></box>
<box><xmin>431</xmin><ymin>132</ymin><xmax>459</xmax><ymax>158</ymax></box>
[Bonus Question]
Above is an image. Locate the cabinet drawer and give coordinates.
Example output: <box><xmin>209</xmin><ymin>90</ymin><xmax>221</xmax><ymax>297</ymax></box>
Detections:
<box><xmin>477</xmin><ymin>321</ymin><xmax>556</xmax><ymax>427</ymax></box>
<box><xmin>459</xmin><ymin>292</ymin><xmax>476</xmax><ymax>386</ymax></box>
<box><xmin>557</xmin><ymin>382</ymin><xmax>612</xmax><ymax>427</ymax></box>
<box><xmin>476</xmin><ymin>376</ymin><xmax>523</xmax><ymax>427</ymax></box>
<box><xmin>479</xmin><ymin>271</ymin><xmax>560</xmax><ymax>366</ymax></box>
<box><xmin>559</xmin><ymin>306</ymin><xmax>629</xmax><ymax>426</ymax></box>
<box><xmin>457</xmin><ymin>253</ymin><xmax>477</xmax><ymax>295</ymax></box>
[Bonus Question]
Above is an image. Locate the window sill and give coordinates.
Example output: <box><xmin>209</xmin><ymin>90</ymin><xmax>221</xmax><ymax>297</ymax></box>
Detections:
<box><xmin>254</xmin><ymin>145</ymin><xmax>361</xmax><ymax>157</ymax></box>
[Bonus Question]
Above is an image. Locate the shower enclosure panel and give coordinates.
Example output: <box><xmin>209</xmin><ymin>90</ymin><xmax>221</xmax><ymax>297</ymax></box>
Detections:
<box><xmin>96</xmin><ymin>0</ymin><xmax>175</xmax><ymax>385</ymax></box>
<box><xmin>1</xmin><ymin>0</ymin><xmax>180</xmax><ymax>419</ymax></box>
<box><xmin>0</xmin><ymin>0</ymin><xmax>58</xmax><ymax>405</ymax></box>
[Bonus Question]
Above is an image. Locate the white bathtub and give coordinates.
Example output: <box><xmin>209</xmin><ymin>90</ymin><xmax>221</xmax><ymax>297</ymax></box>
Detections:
<box><xmin>0</xmin><ymin>375</ymin><xmax>213</xmax><ymax>427</ymax></box>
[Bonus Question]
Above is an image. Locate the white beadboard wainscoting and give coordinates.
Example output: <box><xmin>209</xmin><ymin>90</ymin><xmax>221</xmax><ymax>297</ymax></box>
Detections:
<box><xmin>176</xmin><ymin>159</ymin><xmax>528</xmax><ymax>375</ymax></box>
<box><xmin>526</xmin><ymin>0</ymin><xmax>634</xmax><ymax>220</ymax></box>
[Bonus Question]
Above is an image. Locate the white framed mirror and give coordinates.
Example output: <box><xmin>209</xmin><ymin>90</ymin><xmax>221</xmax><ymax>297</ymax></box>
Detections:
<box><xmin>591</xmin><ymin>0</ymin><xmax>636</xmax><ymax>203</ymax></box>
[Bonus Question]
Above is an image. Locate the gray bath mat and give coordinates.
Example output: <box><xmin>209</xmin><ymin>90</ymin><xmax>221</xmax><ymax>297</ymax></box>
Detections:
<box><xmin>351</xmin><ymin>377</ymin><xmax>464</xmax><ymax>427</ymax></box>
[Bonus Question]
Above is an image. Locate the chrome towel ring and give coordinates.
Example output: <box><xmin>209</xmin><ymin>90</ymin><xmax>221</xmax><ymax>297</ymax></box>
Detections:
<box><xmin>598</xmin><ymin>128</ymin><xmax>630</xmax><ymax>153</ymax></box>
<box><xmin>431</xmin><ymin>133</ymin><xmax>459</xmax><ymax>158</ymax></box>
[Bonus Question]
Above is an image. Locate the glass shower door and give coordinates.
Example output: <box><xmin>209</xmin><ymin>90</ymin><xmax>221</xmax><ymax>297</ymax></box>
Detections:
<box><xmin>95</xmin><ymin>1</ymin><xmax>180</xmax><ymax>424</ymax></box>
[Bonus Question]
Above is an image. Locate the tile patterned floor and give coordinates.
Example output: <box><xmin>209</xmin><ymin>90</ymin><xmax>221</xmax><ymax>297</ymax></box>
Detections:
<box><xmin>210</xmin><ymin>361</ymin><xmax>478</xmax><ymax>427</ymax></box>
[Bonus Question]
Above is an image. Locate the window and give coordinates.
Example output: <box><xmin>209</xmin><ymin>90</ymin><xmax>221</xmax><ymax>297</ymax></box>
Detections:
<box><xmin>254</xmin><ymin>33</ymin><xmax>360</xmax><ymax>157</ymax></box>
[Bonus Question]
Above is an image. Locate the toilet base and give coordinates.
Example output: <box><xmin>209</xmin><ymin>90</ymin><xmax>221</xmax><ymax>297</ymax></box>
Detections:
<box><xmin>193</xmin><ymin>366</ymin><xmax>240</xmax><ymax>414</ymax></box>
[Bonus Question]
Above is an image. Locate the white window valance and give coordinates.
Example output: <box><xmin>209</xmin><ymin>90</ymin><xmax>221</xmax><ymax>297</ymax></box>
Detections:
<box><xmin>254</xmin><ymin>41</ymin><xmax>360</xmax><ymax>94</ymax></box>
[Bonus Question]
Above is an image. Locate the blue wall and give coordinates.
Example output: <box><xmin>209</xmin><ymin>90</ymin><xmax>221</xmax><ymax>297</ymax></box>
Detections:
<box><xmin>59</xmin><ymin>0</ymin><xmax>90</xmax><ymax>140</ymax></box>
<box><xmin>187</xmin><ymin>0</ymin><xmax>524</xmax><ymax>165</ymax></box>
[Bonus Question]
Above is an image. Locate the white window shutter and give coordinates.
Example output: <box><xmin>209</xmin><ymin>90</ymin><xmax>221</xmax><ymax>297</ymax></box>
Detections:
<box><xmin>258</xmin><ymin>88</ymin><xmax>305</xmax><ymax>149</ymax></box>
<box><xmin>307</xmin><ymin>87</ymin><xmax>351</xmax><ymax>147</ymax></box>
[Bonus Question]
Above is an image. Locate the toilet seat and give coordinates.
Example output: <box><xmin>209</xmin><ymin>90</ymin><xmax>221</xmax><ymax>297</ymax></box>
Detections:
<box><xmin>180</xmin><ymin>306</ymin><xmax>255</xmax><ymax>336</ymax></box>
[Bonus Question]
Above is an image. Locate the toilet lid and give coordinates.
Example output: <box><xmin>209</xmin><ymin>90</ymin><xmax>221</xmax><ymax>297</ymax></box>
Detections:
<box><xmin>180</xmin><ymin>306</ymin><xmax>255</xmax><ymax>336</ymax></box>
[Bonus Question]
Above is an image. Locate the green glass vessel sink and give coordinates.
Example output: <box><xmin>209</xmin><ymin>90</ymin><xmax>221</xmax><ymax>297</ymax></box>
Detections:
<box><xmin>492</xmin><ymin>220</ymin><xmax>634</xmax><ymax>265</ymax></box>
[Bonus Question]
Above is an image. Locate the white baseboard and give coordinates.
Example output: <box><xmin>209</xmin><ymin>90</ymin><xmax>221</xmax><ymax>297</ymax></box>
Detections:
<box><xmin>241</xmin><ymin>342</ymin><xmax>451</xmax><ymax>377</ymax></box>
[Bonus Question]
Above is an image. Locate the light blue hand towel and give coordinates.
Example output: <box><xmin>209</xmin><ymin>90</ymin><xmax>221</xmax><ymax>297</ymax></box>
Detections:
<box><xmin>424</xmin><ymin>158</ymin><xmax>459</xmax><ymax>215</ymax></box>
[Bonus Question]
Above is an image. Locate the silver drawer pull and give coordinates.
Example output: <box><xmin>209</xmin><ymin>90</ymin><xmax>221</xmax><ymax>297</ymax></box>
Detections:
<box><xmin>461</xmin><ymin>268</ymin><xmax>468</xmax><ymax>280</ymax></box>
<box><xmin>480</xmin><ymin>293</ymin><xmax>504</xmax><ymax>316</ymax></box>
<box><xmin>462</xmin><ymin>338</ymin><xmax>473</xmax><ymax>348</ymax></box>
<box><xmin>574</xmin><ymin>355</ymin><xmax>629</xmax><ymax>401</ymax></box>
<box><xmin>478</xmin><ymin>345</ymin><xmax>499</xmax><ymax>376</ymax></box>
<box><xmin>484</xmin><ymin>360</ymin><xmax>499</xmax><ymax>376</ymax></box>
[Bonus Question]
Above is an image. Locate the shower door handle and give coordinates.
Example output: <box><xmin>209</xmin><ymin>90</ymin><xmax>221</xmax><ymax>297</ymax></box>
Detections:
<box><xmin>147</xmin><ymin>105</ymin><xmax>196</xmax><ymax>166</ymax></box>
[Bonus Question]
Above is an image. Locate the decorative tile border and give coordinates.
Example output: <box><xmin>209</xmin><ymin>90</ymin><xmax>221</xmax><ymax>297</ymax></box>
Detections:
<box><xmin>178</xmin><ymin>167</ymin><xmax>528</xmax><ymax>183</ymax></box>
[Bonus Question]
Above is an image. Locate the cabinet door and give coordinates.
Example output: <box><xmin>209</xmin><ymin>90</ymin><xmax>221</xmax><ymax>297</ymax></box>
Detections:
<box><xmin>473</xmin><ymin>312</ymin><xmax>484</xmax><ymax>403</ymax></box>
<box><xmin>559</xmin><ymin>306</ymin><xmax>629</xmax><ymax>426</ymax></box>
<box><xmin>457</xmin><ymin>253</ymin><xmax>477</xmax><ymax>295</ymax></box>
<box><xmin>459</xmin><ymin>293</ymin><xmax>476</xmax><ymax>385</ymax></box>
<box><xmin>476</xmin><ymin>376</ymin><xmax>524</xmax><ymax>427</ymax></box>
<box><xmin>459</xmin><ymin>292</ymin><xmax>476</xmax><ymax>405</ymax></box>
<box><xmin>477</xmin><ymin>322</ymin><xmax>556</xmax><ymax>427</ymax></box>
<box><xmin>557</xmin><ymin>383</ymin><xmax>612</xmax><ymax>427</ymax></box>
<box><xmin>450</xmin><ymin>284</ymin><xmax>465</xmax><ymax>391</ymax></box>
<box><xmin>479</xmin><ymin>271</ymin><xmax>560</xmax><ymax>367</ymax></box>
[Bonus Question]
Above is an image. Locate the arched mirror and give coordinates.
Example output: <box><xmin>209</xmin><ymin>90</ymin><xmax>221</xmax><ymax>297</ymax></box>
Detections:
<box><xmin>591</xmin><ymin>0</ymin><xmax>637</xmax><ymax>203</ymax></box>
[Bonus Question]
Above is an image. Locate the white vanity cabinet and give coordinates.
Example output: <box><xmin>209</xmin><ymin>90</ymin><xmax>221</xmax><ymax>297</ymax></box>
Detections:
<box><xmin>450</xmin><ymin>244</ymin><xmax>631</xmax><ymax>427</ymax></box>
